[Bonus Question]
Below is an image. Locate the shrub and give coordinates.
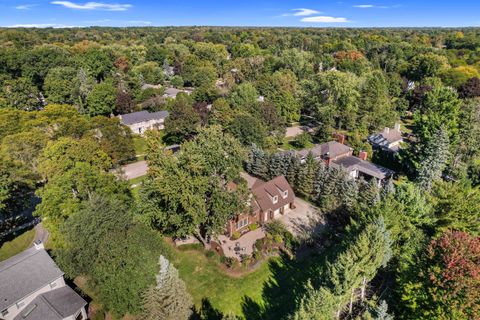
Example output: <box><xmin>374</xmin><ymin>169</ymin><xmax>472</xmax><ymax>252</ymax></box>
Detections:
<box><xmin>220</xmin><ymin>256</ymin><xmax>237</xmax><ymax>268</ymax></box>
<box><xmin>177</xmin><ymin>243</ymin><xmax>204</xmax><ymax>251</ymax></box>
<box><xmin>252</xmin><ymin>250</ymin><xmax>262</xmax><ymax>261</ymax></box>
<box><xmin>248</xmin><ymin>223</ymin><xmax>258</xmax><ymax>231</ymax></box>
<box><xmin>273</xmin><ymin>234</ymin><xmax>283</xmax><ymax>244</ymax></box>
<box><xmin>205</xmin><ymin>250</ymin><xmax>216</xmax><ymax>258</ymax></box>
<box><xmin>170</xmin><ymin>75</ymin><xmax>184</xmax><ymax>88</ymax></box>
<box><xmin>254</xmin><ymin>238</ymin><xmax>264</xmax><ymax>251</ymax></box>
<box><xmin>231</xmin><ymin>231</ymin><xmax>241</xmax><ymax>240</ymax></box>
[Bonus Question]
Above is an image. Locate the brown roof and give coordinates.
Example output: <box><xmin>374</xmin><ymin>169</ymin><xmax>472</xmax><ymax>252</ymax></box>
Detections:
<box><xmin>297</xmin><ymin>141</ymin><xmax>352</xmax><ymax>160</ymax></box>
<box><xmin>251</xmin><ymin>176</ymin><xmax>295</xmax><ymax>213</ymax></box>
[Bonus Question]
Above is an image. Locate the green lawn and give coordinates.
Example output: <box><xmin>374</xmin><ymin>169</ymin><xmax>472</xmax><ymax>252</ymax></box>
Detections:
<box><xmin>172</xmin><ymin>247</ymin><xmax>272</xmax><ymax>316</ymax></box>
<box><xmin>171</xmin><ymin>246</ymin><xmax>318</xmax><ymax>319</ymax></box>
<box><xmin>133</xmin><ymin>135</ymin><xmax>148</xmax><ymax>159</ymax></box>
<box><xmin>0</xmin><ymin>228</ymin><xmax>35</xmax><ymax>261</ymax></box>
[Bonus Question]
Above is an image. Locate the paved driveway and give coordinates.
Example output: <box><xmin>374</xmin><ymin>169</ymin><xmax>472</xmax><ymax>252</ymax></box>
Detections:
<box><xmin>279</xmin><ymin>197</ymin><xmax>324</xmax><ymax>239</ymax></box>
<box><xmin>118</xmin><ymin>161</ymin><xmax>148</xmax><ymax>180</ymax></box>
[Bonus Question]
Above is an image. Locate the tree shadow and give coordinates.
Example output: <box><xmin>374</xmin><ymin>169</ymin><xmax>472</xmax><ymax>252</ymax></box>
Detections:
<box><xmin>241</xmin><ymin>253</ymin><xmax>325</xmax><ymax>320</ymax></box>
<box><xmin>191</xmin><ymin>298</ymin><xmax>225</xmax><ymax>320</ymax></box>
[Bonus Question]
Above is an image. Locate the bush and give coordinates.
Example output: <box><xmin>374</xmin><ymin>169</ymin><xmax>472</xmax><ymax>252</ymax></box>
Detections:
<box><xmin>273</xmin><ymin>234</ymin><xmax>283</xmax><ymax>244</ymax></box>
<box><xmin>177</xmin><ymin>243</ymin><xmax>204</xmax><ymax>251</ymax></box>
<box><xmin>254</xmin><ymin>238</ymin><xmax>264</xmax><ymax>251</ymax></box>
<box><xmin>231</xmin><ymin>231</ymin><xmax>241</xmax><ymax>240</ymax></box>
<box><xmin>252</xmin><ymin>250</ymin><xmax>262</xmax><ymax>261</ymax></box>
<box><xmin>170</xmin><ymin>75</ymin><xmax>184</xmax><ymax>88</ymax></box>
<box><xmin>220</xmin><ymin>256</ymin><xmax>237</xmax><ymax>268</ymax></box>
<box><xmin>205</xmin><ymin>250</ymin><xmax>216</xmax><ymax>258</ymax></box>
<box><xmin>248</xmin><ymin>223</ymin><xmax>258</xmax><ymax>231</ymax></box>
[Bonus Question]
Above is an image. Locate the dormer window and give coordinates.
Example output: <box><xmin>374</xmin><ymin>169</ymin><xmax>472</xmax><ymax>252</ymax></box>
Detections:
<box><xmin>283</xmin><ymin>190</ymin><xmax>288</xmax><ymax>198</ymax></box>
<box><xmin>272</xmin><ymin>195</ymin><xmax>278</xmax><ymax>204</ymax></box>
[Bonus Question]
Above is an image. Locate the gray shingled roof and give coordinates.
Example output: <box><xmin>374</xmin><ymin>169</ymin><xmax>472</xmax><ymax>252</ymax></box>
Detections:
<box><xmin>0</xmin><ymin>247</ymin><xmax>64</xmax><ymax>310</ymax></box>
<box><xmin>368</xmin><ymin>128</ymin><xmax>402</xmax><ymax>147</ymax></box>
<box><xmin>297</xmin><ymin>141</ymin><xmax>352</xmax><ymax>160</ymax></box>
<box><xmin>119</xmin><ymin>110</ymin><xmax>169</xmax><ymax>125</ymax></box>
<box><xmin>331</xmin><ymin>156</ymin><xmax>394</xmax><ymax>180</ymax></box>
<box><xmin>13</xmin><ymin>286</ymin><xmax>86</xmax><ymax>320</ymax></box>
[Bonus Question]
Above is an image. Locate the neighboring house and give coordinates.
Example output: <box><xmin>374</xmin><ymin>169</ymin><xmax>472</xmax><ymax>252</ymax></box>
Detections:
<box><xmin>163</xmin><ymin>87</ymin><xmax>192</xmax><ymax>99</ymax></box>
<box><xmin>368</xmin><ymin>123</ymin><xmax>403</xmax><ymax>152</ymax></box>
<box><xmin>118</xmin><ymin>110</ymin><xmax>169</xmax><ymax>134</ymax></box>
<box><xmin>226</xmin><ymin>175</ymin><xmax>295</xmax><ymax>237</ymax></box>
<box><xmin>297</xmin><ymin>135</ymin><xmax>394</xmax><ymax>185</ymax></box>
<box><xmin>330</xmin><ymin>151</ymin><xmax>394</xmax><ymax>186</ymax></box>
<box><xmin>0</xmin><ymin>243</ymin><xmax>87</xmax><ymax>320</ymax></box>
<box><xmin>296</xmin><ymin>135</ymin><xmax>352</xmax><ymax>165</ymax></box>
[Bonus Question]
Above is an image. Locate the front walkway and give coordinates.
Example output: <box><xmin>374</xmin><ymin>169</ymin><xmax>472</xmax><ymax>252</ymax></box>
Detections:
<box><xmin>217</xmin><ymin>228</ymin><xmax>266</xmax><ymax>259</ymax></box>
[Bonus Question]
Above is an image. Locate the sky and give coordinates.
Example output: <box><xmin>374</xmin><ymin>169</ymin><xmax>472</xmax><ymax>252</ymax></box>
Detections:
<box><xmin>0</xmin><ymin>0</ymin><xmax>479</xmax><ymax>28</ymax></box>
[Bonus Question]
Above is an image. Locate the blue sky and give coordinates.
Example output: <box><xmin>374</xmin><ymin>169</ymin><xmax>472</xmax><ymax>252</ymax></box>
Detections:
<box><xmin>0</xmin><ymin>0</ymin><xmax>479</xmax><ymax>28</ymax></box>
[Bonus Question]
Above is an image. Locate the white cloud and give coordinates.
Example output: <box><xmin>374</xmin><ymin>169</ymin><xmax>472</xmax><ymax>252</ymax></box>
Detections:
<box><xmin>51</xmin><ymin>1</ymin><xmax>132</xmax><ymax>11</ymax></box>
<box><xmin>353</xmin><ymin>4</ymin><xmax>389</xmax><ymax>8</ymax></box>
<box><xmin>4</xmin><ymin>23</ymin><xmax>80</xmax><ymax>28</ymax></box>
<box><xmin>292</xmin><ymin>8</ymin><xmax>321</xmax><ymax>16</ymax></box>
<box><xmin>301</xmin><ymin>16</ymin><xmax>349</xmax><ymax>23</ymax></box>
<box><xmin>15</xmin><ymin>4</ymin><xmax>36</xmax><ymax>10</ymax></box>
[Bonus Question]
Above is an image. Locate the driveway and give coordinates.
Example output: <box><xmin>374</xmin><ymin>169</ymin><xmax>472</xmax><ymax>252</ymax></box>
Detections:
<box><xmin>278</xmin><ymin>197</ymin><xmax>324</xmax><ymax>239</ymax></box>
<box><xmin>118</xmin><ymin>160</ymin><xmax>148</xmax><ymax>180</ymax></box>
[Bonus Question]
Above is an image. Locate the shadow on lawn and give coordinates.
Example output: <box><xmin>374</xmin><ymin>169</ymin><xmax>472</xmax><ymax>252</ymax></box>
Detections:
<box><xmin>191</xmin><ymin>298</ymin><xmax>224</xmax><ymax>320</ymax></box>
<box><xmin>241</xmin><ymin>253</ymin><xmax>323</xmax><ymax>320</ymax></box>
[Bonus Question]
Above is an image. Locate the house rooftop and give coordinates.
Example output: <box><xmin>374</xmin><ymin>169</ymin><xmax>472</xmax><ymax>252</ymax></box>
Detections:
<box><xmin>0</xmin><ymin>247</ymin><xmax>64</xmax><ymax>310</ymax></box>
<box><xmin>251</xmin><ymin>176</ymin><xmax>295</xmax><ymax>213</ymax></box>
<box><xmin>368</xmin><ymin>126</ymin><xmax>402</xmax><ymax>149</ymax></box>
<box><xmin>331</xmin><ymin>156</ymin><xmax>394</xmax><ymax>180</ymax></box>
<box><xmin>297</xmin><ymin>141</ymin><xmax>352</xmax><ymax>160</ymax></box>
<box><xmin>118</xmin><ymin>110</ymin><xmax>169</xmax><ymax>125</ymax></box>
<box><xmin>13</xmin><ymin>286</ymin><xmax>87</xmax><ymax>320</ymax></box>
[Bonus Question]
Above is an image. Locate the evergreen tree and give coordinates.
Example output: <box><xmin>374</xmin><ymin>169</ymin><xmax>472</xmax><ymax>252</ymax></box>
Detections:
<box><xmin>289</xmin><ymin>283</ymin><xmax>339</xmax><ymax>320</ymax></box>
<box><xmin>328</xmin><ymin>218</ymin><xmax>392</xmax><ymax>315</ymax></box>
<box><xmin>285</xmin><ymin>152</ymin><xmax>300</xmax><ymax>187</ymax></box>
<box><xmin>371</xmin><ymin>300</ymin><xmax>394</xmax><ymax>320</ymax></box>
<box><xmin>295</xmin><ymin>152</ymin><xmax>317</xmax><ymax>199</ymax></box>
<box><xmin>247</xmin><ymin>144</ymin><xmax>268</xmax><ymax>179</ymax></box>
<box><xmin>416</xmin><ymin>127</ymin><xmax>450</xmax><ymax>190</ymax></box>
<box><xmin>141</xmin><ymin>256</ymin><xmax>193</xmax><ymax>320</ymax></box>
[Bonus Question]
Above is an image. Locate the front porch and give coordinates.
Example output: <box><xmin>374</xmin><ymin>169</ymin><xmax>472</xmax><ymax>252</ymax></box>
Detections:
<box><xmin>215</xmin><ymin>228</ymin><xmax>266</xmax><ymax>260</ymax></box>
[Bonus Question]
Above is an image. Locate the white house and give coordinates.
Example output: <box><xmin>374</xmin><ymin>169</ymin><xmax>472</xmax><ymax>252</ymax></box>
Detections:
<box><xmin>118</xmin><ymin>110</ymin><xmax>169</xmax><ymax>135</ymax></box>
<box><xmin>0</xmin><ymin>242</ymin><xmax>87</xmax><ymax>320</ymax></box>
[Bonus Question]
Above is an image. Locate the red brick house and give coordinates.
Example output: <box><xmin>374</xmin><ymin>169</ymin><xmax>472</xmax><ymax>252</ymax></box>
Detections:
<box><xmin>226</xmin><ymin>175</ymin><xmax>295</xmax><ymax>237</ymax></box>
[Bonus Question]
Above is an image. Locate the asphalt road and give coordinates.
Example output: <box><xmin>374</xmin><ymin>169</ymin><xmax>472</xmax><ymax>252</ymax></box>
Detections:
<box><xmin>120</xmin><ymin>160</ymin><xmax>149</xmax><ymax>180</ymax></box>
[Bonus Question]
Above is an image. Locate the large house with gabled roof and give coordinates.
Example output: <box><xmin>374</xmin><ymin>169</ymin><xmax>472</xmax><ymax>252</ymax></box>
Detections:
<box><xmin>0</xmin><ymin>242</ymin><xmax>87</xmax><ymax>320</ymax></box>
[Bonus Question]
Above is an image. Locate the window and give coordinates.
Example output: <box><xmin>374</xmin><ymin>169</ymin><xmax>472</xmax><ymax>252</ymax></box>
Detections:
<box><xmin>272</xmin><ymin>195</ymin><xmax>278</xmax><ymax>204</ymax></box>
<box><xmin>236</xmin><ymin>218</ymin><xmax>249</xmax><ymax>230</ymax></box>
<box><xmin>283</xmin><ymin>190</ymin><xmax>288</xmax><ymax>198</ymax></box>
<box><xmin>16</xmin><ymin>301</ymin><xmax>25</xmax><ymax>309</ymax></box>
<box><xmin>75</xmin><ymin>311</ymin><xmax>84</xmax><ymax>320</ymax></box>
<box><xmin>1</xmin><ymin>309</ymin><xmax>8</xmax><ymax>317</ymax></box>
<box><xmin>50</xmin><ymin>281</ymin><xmax>58</xmax><ymax>289</ymax></box>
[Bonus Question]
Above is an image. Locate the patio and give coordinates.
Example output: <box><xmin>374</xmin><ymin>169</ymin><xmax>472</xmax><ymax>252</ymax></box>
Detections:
<box><xmin>216</xmin><ymin>228</ymin><xmax>266</xmax><ymax>260</ymax></box>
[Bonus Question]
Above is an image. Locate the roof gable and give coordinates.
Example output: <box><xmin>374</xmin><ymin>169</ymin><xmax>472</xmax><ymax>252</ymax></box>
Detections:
<box><xmin>251</xmin><ymin>176</ymin><xmax>295</xmax><ymax>212</ymax></box>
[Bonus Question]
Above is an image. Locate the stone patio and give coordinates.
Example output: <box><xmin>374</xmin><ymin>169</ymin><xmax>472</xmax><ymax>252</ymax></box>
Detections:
<box><xmin>216</xmin><ymin>228</ymin><xmax>266</xmax><ymax>260</ymax></box>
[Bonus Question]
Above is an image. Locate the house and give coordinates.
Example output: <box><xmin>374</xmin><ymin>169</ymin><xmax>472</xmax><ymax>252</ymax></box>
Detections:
<box><xmin>296</xmin><ymin>135</ymin><xmax>394</xmax><ymax>185</ymax></box>
<box><xmin>330</xmin><ymin>151</ymin><xmax>394</xmax><ymax>186</ymax></box>
<box><xmin>118</xmin><ymin>110</ymin><xmax>169</xmax><ymax>134</ymax></box>
<box><xmin>368</xmin><ymin>123</ymin><xmax>403</xmax><ymax>152</ymax></box>
<box><xmin>226</xmin><ymin>175</ymin><xmax>295</xmax><ymax>237</ymax></box>
<box><xmin>163</xmin><ymin>87</ymin><xmax>192</xmax><ymax>99</ymax></box>
<box><xmin>0</xmin><ymin>242</ymin><xmax>87</xmax><ymax>320</ymax></box>
<box><xmin>296</xmin><ymin>140</ymin><xmax>352</xmax><ymax>165</ymax></box>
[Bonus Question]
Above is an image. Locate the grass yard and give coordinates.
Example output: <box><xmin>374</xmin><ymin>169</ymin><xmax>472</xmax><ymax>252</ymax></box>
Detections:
<box><xmin>171</xmin><ymin>245</ymin><xmax>319</xmax><ymax>319</ymax></box>
<box><xmin>133</xmin><ymin>135</ymin><xmax>148</xmax><ymax>160</ymax></box>
<box><xmin>0</xmin><ymin>228</ymin><xmax>35</xmax><ymax>261</ymax></box>
<box><xmin>172</xmin><ymin>246</ymin><xmax>273</xmax><ymax>317</ymax></box>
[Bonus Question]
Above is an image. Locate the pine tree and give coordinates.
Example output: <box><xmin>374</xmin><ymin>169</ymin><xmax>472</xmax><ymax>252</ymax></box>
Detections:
<box><xmin>286</xmin><ymin>153</ymin><xmax>300</xmax><ymax>187</ymax></box>
<box><xmin>416</xmin><ymin>127</ymin><xmax>450</xmax><ymax>190</ymax></box>
<box><xmin>248</xmin><ymin>144</ymin><xmax>268</xmax><ymax>179</ymax></box>
<box><xmin>328</xmin><ymin>218</ymin><xmax>392</xmax><ymax>315</ymax></box>
<box><xmin>268</xmin><ymin>152</ymin><xmax>283</xmax><ymax>179</ymax></box>
<box><xmin>141</xmin><ymin>256</ymin><xmax>193</xmax><ymax>320</ymax></box>
<box><xmin>371</xmin><ymin>300</ymin><xmax>394</xmax><ymax>320</ymax></box>
<box><xmin>296</xmin><ymin>153</ymin><xmax>317</xmax><ymax>199</ymax></box>
<box><xmin>289</xmin><ymin>283</ymin><xmax>339</xmax><ymax>320</ymax></box>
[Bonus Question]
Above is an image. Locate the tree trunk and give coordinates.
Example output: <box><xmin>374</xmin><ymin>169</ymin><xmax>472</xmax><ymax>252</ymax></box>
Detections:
<box><xmin>349</xmin><ymin>287</ymin><xmax>354</xmax><ymax>314</ymax></box>
<box><xmin>195</xmin><ymin>229</ymin><xmax>210</xmax><ymax>250</ymax></box>
<box><xmin>361</xmin><ymin>276</ymin><xmax>367</xmax><ymax>301</ymax></box>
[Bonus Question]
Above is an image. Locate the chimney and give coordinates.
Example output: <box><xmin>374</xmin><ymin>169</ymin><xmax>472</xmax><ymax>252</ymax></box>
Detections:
<box><xmin>34</xmin><ymin>240</ymin><xmax>44</xmax><ymax>250</ymax></box>
<box><xmin>394</xmin><ymin>123</ymin><xmax>401</xmax><ymax>131</ymax></box>
<box><xmin>384</xmin><ymin>127</ymin><xmax>390</xmax><ymax>134</ymax></box>
<box><xmin>359</xmin><ymin>151</ymin><xmax>368</xmax><ymax>161</ymax></box>
<box><xmin>333</xmin><ymin>133</ymin><xmax>346</xmax><ymax>144</ymax></box>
